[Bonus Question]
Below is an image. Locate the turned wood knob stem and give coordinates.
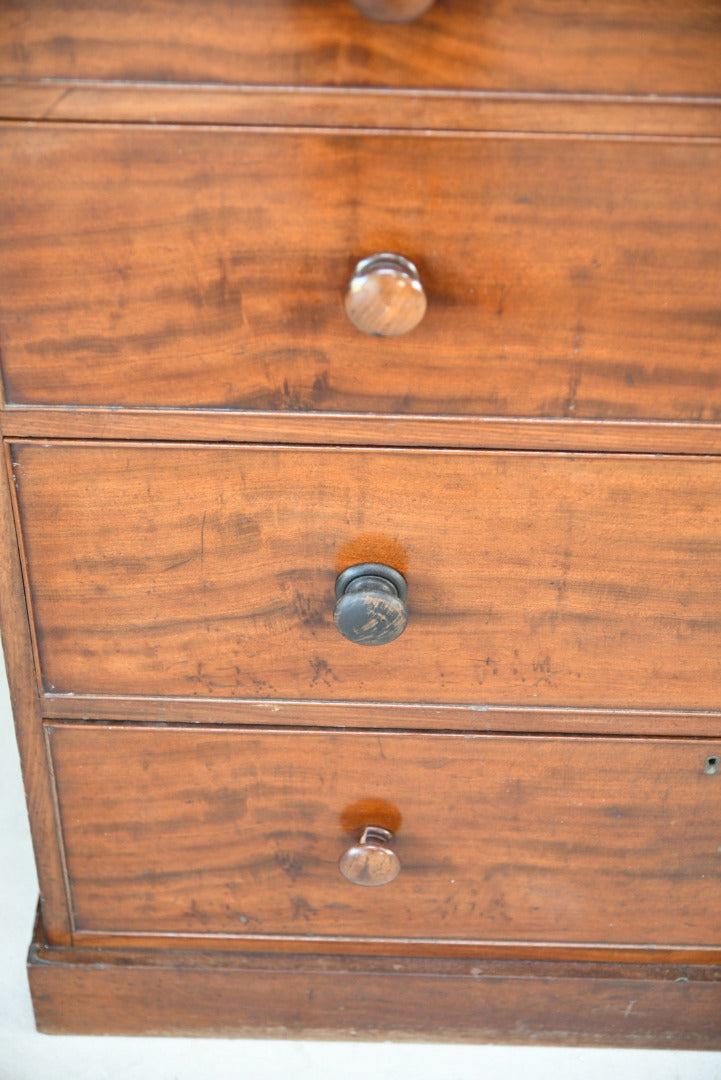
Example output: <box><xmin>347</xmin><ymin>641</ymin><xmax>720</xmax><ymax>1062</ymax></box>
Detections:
<box><xmin>345</xmin><ymin>253</ymin><xmax>427</xmax><ymax>337</ymax></box>
<box><xmin>351</xmin><ymin>0</ymin><xmax>436</xmax><ymax>22</ymax></box>
<box><xmin>340</xmin><ymin>826</ymin><xmax>401</xmax><ymax>886</ymax></box>
<box><xmin>334</xmin><ymin>563</ymin><xmax>408</xmax><ymax>646</ymax></box>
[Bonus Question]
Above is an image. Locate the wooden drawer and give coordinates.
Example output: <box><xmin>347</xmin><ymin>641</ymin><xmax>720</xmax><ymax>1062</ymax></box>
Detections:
<box><xmin>2</xmin><ymin>0</ymin><xmax>720</xmax><ymax>99</ymax></box>
<box><xmin>3</xmin><ymin>0</ymin><xmax>721</xmax><ymax>1047</ymax></box>
<box><xmin>46</xmin><ymin>722</ymin><xmax>721</xmax><ymax>953</ymax></box>
<box><xmin>11</xmin><ymin>440</ymin><xmax>721</xmax><ymax>715</ymax></box>
<box><xmin>2</xmin><ymin>126</ymin><xmax>720</xmax><ymax>421</ymax></box>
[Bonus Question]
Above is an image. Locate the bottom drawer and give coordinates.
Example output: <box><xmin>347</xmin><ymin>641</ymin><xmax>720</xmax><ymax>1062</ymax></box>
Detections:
<box><xmin>47</xmin><ymin>723</ymin><xmax>721</xmax><ymax>953</ymax></box>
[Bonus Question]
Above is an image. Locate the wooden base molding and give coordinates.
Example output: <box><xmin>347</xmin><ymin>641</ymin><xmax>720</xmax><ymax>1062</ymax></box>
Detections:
<box><xmin>28</xmin><ymin>917</ymin><xmax>721</xmax><ymax>1047</ymax></box>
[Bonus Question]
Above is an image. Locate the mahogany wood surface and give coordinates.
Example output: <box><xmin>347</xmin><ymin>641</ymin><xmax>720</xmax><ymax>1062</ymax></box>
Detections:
<box><xmin>46</xmin><ymin>723</ymin><xmax>721</xmax><ymax>950</ymax></box>
<box><xmin>64</xmin><ymin>931</ymin><xmax>721</xmax><ymax>967</ymax></box>
<box><xmin>2</xmin><ymin>0</ymin><xmax>721</xmax><ymax>98</ymax></box>
<box><xmin>0</xmin><ymin>452</ymin><xmax>72</xmax><ymax>945</ymax></box>
<box><xmin>11</xmin><ymin>441</ymin><xmax>721</xmax><ymax>715</ymax></box>
<box><xmin>344</xmin><ymin>253</ymin><xmax>428</xmax><ymax>338</ymax></box>
<box><xmin>3</xmin><ymin>0</ymin><xmax>721</xmax><ymax>1047</ymax></box>
<box><xmin>10</xmin><ymin>408</ymin><xmax>721</xmax><ymax>456</ymax></box>
<box><xmin>2</xmin><ymin>125</ymin><xmax>720</xmax><ymax>422</ymax></box>
<box><xmin>27</xmin><ymin>926</ymin><xmax>721</xmax><ymax>1047</ymax></box>
<box><xmin>28</xmin><ymin>920</ymin><xmax>721</xmax><ymax>1047</ymax></box>
<box><xmin>3</xmin><ymin>84</ymin><xmax>721</xmax><ymax>135</ymax></box>
<box><xmin>35</xmin><ymin>695</ymin><xmax>721</xmax><ymax>740</ymax></box>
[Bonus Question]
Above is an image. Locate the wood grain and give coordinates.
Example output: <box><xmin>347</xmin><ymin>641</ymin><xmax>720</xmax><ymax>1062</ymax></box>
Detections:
<box><xmin>0</xmin><ymin>447</ymin><xmax>72</xmax><ymax>944</ymax></box>
<box><xmin>10</xmin><ymin>407</ymin><xmax>721</xmax><ymax>456</ymax></box>
<box><xmin>46</xmin><ymin>723</ymin><xmax>721</xmax><ymax>950</ymax></box>
<box><xmin>3</xmin><ymin>0</ymin><xmax>721</xmax><ymax>1046</ymax></box>
<box><xmin>11</xmin><ymin>441</ymin><xmax>721</xmax><ymax>713</ymax></box>
<box><xmin>36</xmin><ymin>694</ymin><xmax>721</xmax><ymax>740</ymax></box>
<box><xmin>2</xmin><ymin>0</ymin><xmax>721</xmax><ymax>98</ymax></box>
<box><xmin>66</xmin><ymin>929</ymin><xmax>721</xmax><ymax>966</ymax></box>
<box><xmin>3</xmin><ymin>84</ymin><xmax>721</xmax><ymax>135</ymax></box>
<box><xmin>2</xmin><ymin>125</ymin><xmax>721</xmax><ymax>422</ymax></box>
<box><xmin>28</xmin><ymin>920</ymin><xmax>721</xmax><ymax>1046</ymax></box>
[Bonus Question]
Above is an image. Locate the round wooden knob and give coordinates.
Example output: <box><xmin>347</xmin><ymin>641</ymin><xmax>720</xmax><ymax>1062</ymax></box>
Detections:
<box><xmin>351</xmin><ymin>0</ymin><xmax>435</xmax><ymax>22</ymax></box>
<box><xmin>345</xmin><ymin>253</ymin><xmax>427</xmax><ymax>337</ymax></box>
<box><xmin>334</xmin><ymin>563</ymin><xmax>408</xmax><ymax>646</ymax></box>
<box><xmin>340</xmin><ymin>826</ymin><xmax>401</xmax><ymax>886</ymax></box>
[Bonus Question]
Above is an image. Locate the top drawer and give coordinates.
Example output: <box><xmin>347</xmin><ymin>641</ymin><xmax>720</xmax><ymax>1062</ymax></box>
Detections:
<box><xmin>2</xmin><ymin>126</ymin><xmax>720</xmax><ymax>421</ymax></box>
<box><xmin>2</xmin><ymin>0</ymin><xmax>720</xmax><ymax>97</ymax></box>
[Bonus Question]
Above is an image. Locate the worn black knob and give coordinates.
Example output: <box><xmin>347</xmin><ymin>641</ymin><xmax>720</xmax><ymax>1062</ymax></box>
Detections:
<box><xmin>334</xmin><ymin>563</ymin><xmax>408</xmax><ymax>646</ymax></box>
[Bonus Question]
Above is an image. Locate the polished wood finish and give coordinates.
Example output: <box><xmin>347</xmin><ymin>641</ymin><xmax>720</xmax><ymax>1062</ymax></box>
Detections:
<box><xmin>46</xmin><ymin>723</ymin><xmax>721</xmax><ymax>951</ymax></box>
<box><xmin>27</xmin><ymin>922</ymin><xmax>721</xmax><ymax>1046</ymax></box>
<box><xmin>11</xmin><ymin>441</ymin><xmax>721</xmax><ymax>715</ymax></box>
<box><xmin>33</xmin><ymin>695</ymin><xmax>721</xmax><ymax>740</ymax></box>
<box><xmin>3</xmin><ymin>0</ymin><xmax>721</xmax><ymax>1048</ymax></box>
<box><xmin>339</xmin><ymin>826</ymin><xmax>402</xmax><ymax>886</ymax></box>
<box><xmin>11</xmin><ymin>407</ymin><xmax>721</xmax><ymax>456</ymax></box>
<box><xmin>2</xmin><ymin>126</ymin><xmax>720</xmax><ymax>422</ymax></box>
<box><xmin>2</xmin><ymin>0</ymin><xmax>721</xmax><ymax>98</ymax></box>
<box><xmin>344</xmin><ymin>254</ymin><xmax>427</xmax><ymax>338</ymax></box>
<box><xmin>3</xmin><ymin>84</ymin><xmax>721</xmax><ymax>135</ymax></box>
<box><xmin>0</xmin><ymin>454</ymin><xmax>72</xmax><ymax>944</ymax></box>
<box><xmin>8</xmin><ymin>406</ymin><xmax>721</xmax><ymax>456</ymax></box>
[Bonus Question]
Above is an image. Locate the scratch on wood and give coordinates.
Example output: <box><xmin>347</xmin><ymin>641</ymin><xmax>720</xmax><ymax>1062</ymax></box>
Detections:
<box><xmin>42</xmin><ymin>87</ymin><xmax>72</xmax><ymax>119</ymax></box>
<box><xmin>162</xmin><ymin>557</ymin><xmax>193</xmax><ymax>573</ymax></box>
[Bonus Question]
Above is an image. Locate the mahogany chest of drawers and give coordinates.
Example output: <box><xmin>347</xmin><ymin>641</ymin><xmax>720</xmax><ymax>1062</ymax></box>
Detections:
<box><xmin>1</xmin><ymin>0</ymin><xmax>721</xmax><ymax>1046</ymax></box>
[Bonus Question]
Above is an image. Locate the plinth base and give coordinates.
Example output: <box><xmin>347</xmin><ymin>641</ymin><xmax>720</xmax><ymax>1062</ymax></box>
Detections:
<box><xmin>28</xmin><ymin>915</ymin><xmax>721</xmax><ymax>1046</ymax></box>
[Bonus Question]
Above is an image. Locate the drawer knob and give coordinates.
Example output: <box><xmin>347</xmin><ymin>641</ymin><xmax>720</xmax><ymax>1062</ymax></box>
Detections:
<box><xmin>334</xmin><ymin>563</ymin><xmax>408</xmax><ymax>646</ymax></box>
<box><xmin>345</xmin><ymin>253</ymin><xmax>427</xmax><ymax>337</ymax></box>
<box><xmin>340</xmin><ymin>826</ymin><xmax>401</xmax><ymax>886</ymax></box>
<box><xmin>351</xmin><ymin>0</ymin><xmax>435</xmax><ymax>21</ymax></box>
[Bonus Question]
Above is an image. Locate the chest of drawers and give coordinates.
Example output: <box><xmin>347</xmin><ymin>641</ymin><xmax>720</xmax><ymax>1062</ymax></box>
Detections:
<box><xmin>2</xmin><ymin>0</ymin><xmax>721</xmax><ymax>1046</ymax></box>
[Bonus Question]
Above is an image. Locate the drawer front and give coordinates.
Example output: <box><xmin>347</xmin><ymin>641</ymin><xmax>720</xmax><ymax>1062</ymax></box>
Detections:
<box><xmin>47</xmin><ymin>723</ymin><xmax>721</xmax><ymax>949</ymax></box>
<box><xmin>2</xmin><ymin>0</ymin><xmax>719</xmax><ymax>97</ymax></box>
<box><xmin>12</xmin><ymin>441</ymin><xmax>721</xmax><ymax>712</ymax></box>
<box><xmin>2</xmin><ymin>127</ymin><xmax>720</xmax><ymax>422</ymax></box>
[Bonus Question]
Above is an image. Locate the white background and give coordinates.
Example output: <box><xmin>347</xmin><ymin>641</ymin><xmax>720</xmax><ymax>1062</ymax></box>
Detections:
<box><xmin>2</xmin><ymin>659</ymin><xmax>720</xmax><ymax>1080</ymax></box>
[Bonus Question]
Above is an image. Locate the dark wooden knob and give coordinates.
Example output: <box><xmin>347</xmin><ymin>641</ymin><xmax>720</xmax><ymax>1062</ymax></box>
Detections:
<box><xmin>340</xmin><ymin>826</ymin><xmax>401</xmax><ymax>886</ymax></box>
<box><xmin>351</xmin><ymin>0</ymin><xmax>435</xmax><ymax>22</ymax></box>
<box><xmin>334</xmin><ymin>563</ymin><xmax>408</xmax><ymax>646</ymax></box>
<box><xmin>345</xmin><ymin>253</ymin><xmax>427</xmax><ymax>337</ymax></box>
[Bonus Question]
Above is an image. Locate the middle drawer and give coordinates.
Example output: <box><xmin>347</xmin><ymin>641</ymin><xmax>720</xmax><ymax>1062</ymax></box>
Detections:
<box><xmin>12</xmin><ymin>441</ymin><xmax>721</xmax><ymax>715</ymax></box>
